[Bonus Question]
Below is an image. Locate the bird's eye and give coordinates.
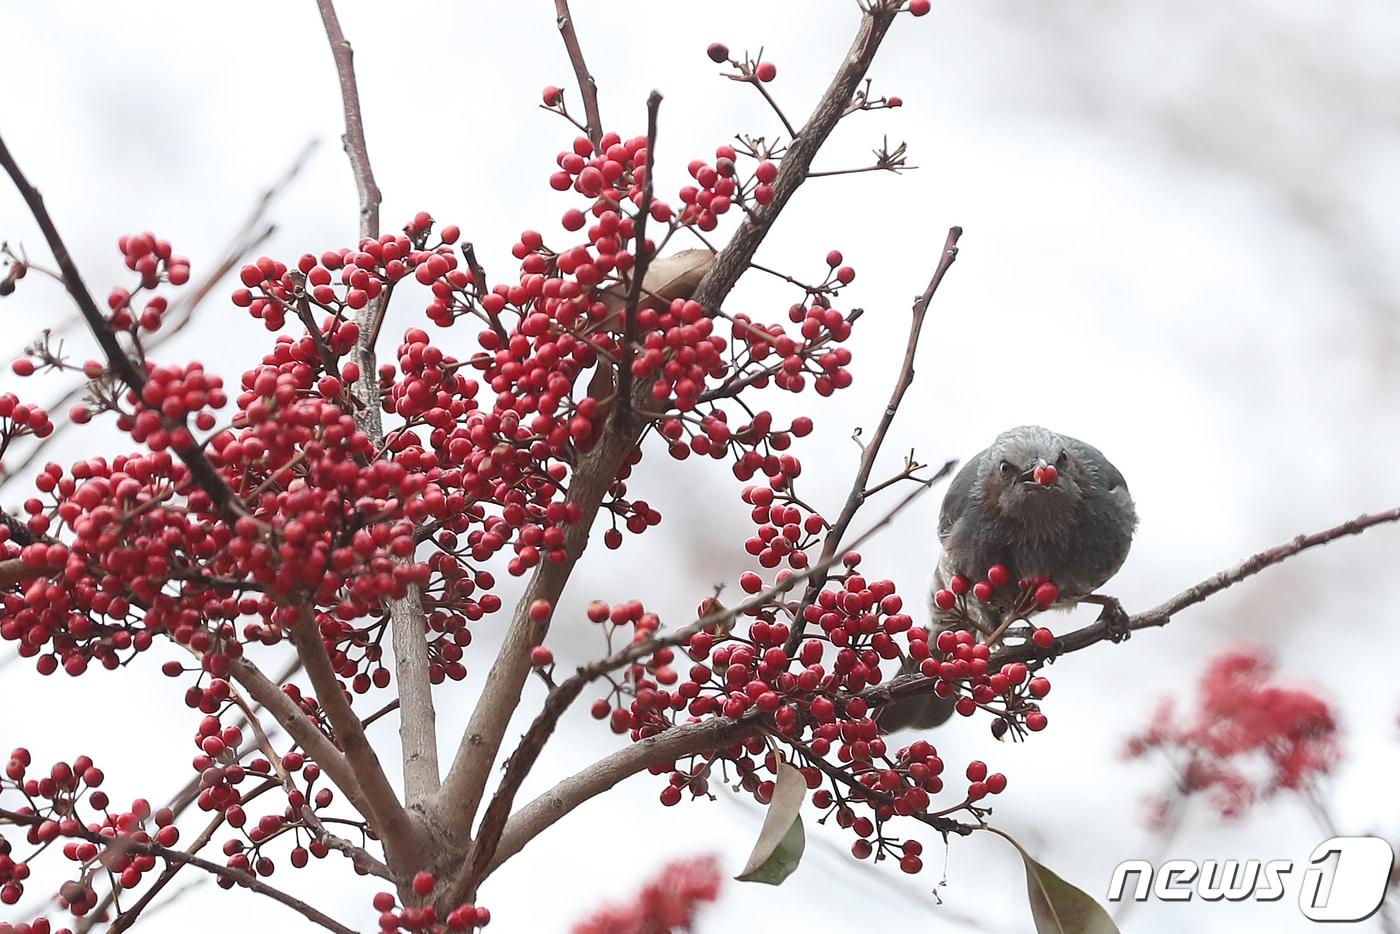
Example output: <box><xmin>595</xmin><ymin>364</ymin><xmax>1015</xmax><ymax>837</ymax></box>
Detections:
<box><xmin>999</xmin><ymin>459</ymin><xmax>1016</xmax><ymax>476</ymax></box>
<box><xmin>1055</xmin><ymin>450</ymin><xmax>1069</xmax><ymax>467</ymax></box>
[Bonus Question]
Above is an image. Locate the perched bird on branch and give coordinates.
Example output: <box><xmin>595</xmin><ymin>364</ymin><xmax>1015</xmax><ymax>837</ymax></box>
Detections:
<box><xmin>879</xmin><ymin>425</ymin><xmax>1137</xmax><ymax>732</ymax></box>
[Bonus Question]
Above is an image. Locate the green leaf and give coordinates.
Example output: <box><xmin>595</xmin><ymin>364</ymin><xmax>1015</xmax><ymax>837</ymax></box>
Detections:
<box><xmin>988</xmin><ymin>827</ymin><xmax>1121</xmax><ymax>934</ymax></box>
<box><xmin>735</xmin><ymin>757</ymin><xmax>807</xmax><ymax>885</ymax></box>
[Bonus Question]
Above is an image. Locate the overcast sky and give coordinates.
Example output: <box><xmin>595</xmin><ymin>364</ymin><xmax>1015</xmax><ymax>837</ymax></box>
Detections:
<box><xmin>3</xmin><ymin>1</ymin><xmax>1399</xmax><ymax>932</ymax></box>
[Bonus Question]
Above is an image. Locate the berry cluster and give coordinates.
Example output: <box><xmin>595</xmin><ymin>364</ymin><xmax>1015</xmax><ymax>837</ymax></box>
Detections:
<box><xmin>1</xmin><ymin>749</ymin><xmax>177</xmax><ymax>919</ymax></box>
<box><xmin>932</xmin><ymin>564</ymin><xmax>1060</xmax><ymax>617</ymax></box>
<box><xmin>373</xmin><ymin>875</ymin><xmax>490</xmax><ymax>932</ymax></box>
<box><xmin>1125</xmin><ymin>648</ymin><xmax>1339</xmax><ymax>822</ymax></box>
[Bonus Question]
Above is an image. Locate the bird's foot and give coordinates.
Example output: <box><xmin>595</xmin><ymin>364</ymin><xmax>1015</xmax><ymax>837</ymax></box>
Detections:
<box><xmin>1083</xmin><ymin>593</ymin><xmax>1131</xmax><ymax>642</ymax></box>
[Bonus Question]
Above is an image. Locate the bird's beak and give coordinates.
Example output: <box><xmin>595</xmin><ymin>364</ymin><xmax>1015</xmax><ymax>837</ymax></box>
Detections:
<box><xmin>1022</xmin><ymin>458</ymin><xmax>1058</xmax><ymax>486</ymax></box>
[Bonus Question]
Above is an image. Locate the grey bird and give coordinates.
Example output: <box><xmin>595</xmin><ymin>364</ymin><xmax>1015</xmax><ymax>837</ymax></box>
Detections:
<box><xmin>879</xmin><ymin>425</ymin><xmax>1137</xmax><ymax>732</ymax></box>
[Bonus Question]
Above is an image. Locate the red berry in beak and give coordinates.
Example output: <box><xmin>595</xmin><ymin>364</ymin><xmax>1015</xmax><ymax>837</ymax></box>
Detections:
<box><xmin>1032</xmin><ymin>464</ymin><xmax>1058</xmax><ymax>486</ymax></box>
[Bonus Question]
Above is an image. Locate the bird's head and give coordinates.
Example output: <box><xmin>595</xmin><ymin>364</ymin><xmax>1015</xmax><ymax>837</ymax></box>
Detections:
<box><xmin>980</xmin><ymin>425</ymin><xmax>1087</xmax><ymax>527</ymax></box>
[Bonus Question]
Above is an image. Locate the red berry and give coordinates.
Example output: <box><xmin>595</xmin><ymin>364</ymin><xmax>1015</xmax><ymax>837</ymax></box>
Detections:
<box><xmin>528</xmin><ymin>599</ymin><xmax>552</xmax><ymax>622</ymax></box>
<box><xmin>1026</xmin><ymin>712</ymin><xmax>1048</xmax><ymax>731</ymax></box>
<box><xmin>1033</xmin><ymin>582</ymin><xmax>1059</xmax><ymax>607</ymax></box>
<box><xmin>1031</xmin><ymin>627</ymin><xmax>1054</xmax><ymax>649</ymax></box>
<box><xmin>706</xmin><ymin>42</ymin><xmax>729</xmax><ymax>63</ymax></box>
<box><xmin>412</xmin><ymin>871</ymin><xmax>435</xmax><ymax>896</ymax></box>
<box><xmin>542</xmin><ymin>85</ymin><xmax>562</xmax><ymax>106</ymax></box>
<box><xmin>755</xmin><ymin>62</ymin><xmax>777</xmax><ymax>82</ymax></box>
<box><xmin>949</xmin><ymin>574</ymin><xmax>969</xmax><ymax>595</ymax></box>
<box><xmin>910</xmin><ymin>0</ymin><xmax>932</xmax><ymax>15</ymax></box>
<box><xmin>972</xmin><ymin>581</ymin><xmax>993</xmax><ymax>603</ymax></box>
<box><xmin>1033</xmin><ymin>464</ymin><xmax>1058</xmax><ymax>486</ymax></box>
<box><xmin>932</xmin><ymin>589</ymin><xmax>956</xmax><ymax>611</ymax></box>
<box><xmin>986</xmin><ymin>564</ymin><xmax>1010</xmax><ymax>588</ymax></box>
<box><xmin>529</xmin><ymin>646</ymin><xmax>553</xmax><ymax>668</ymax></box>
<box><xmin>965</xmin><ymin>760</ymin><xmax>987</xmax><ymax>782</ymax></box>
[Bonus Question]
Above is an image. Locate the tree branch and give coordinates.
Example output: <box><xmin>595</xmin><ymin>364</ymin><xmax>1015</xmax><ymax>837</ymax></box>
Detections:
<box><xmin>0</xmin><ymin>132</ymin><xmax>242</xmax><ymax>526</ymax></box>
<box><xmin>432</xmin><ymin>426</ymin><xmax>638</xmax><ymax>839</ymax></box>
<box><xmin>686</xmin><ymin>3</ymin><xmax>899</xmax><ymax>314</ymax></box>
<box><xmin>289</xmin><ymin>606</ymin><xmax>417</xmax><ymax>864</ymax></box>
<box><xmin>0</xmin><ymin>807</ymin><xmax>357</xmax><ymax>934</ymax></box>
<box><xmin>783</xmin><ymin>225</ymin><xmax>961</xmax><ymax>658</ymax></box>
<box><xmin>486</xmin><ymin>717</ymin><xmax>749</xmax><ymax>873</ymax></box>
<box><xmin>613</xmin><ymin>89</ymin><xmax>662</xmax><ymax>428</ymax></box>
<box><xmin>226</xmin><ymin>656</ymin><xmax>372</xmax><ymax>823</ymax></box>
<box><xmin>314</xmin><ymin>0</ymin><xmax>441</xmax><ymax>816</ymax></box>
<box><xmin>470</xmin><ymin>467</ymin><xmax>951</xmax><ymax>889</ymax></box>
<box><xmin>231</xmin><ymin>680</ymin><xmax>393</xmax><ymax>880</ymax></box>
<box><xmin>486</xmin><ymin>505</ymin><xmax>1400</xmax><ymax>872</ymax></box>
<box><xmin>552</xmin><ymin>0</ymin><xmax>604</xmax><ymax>147</ymax></box>
<box><xmin>432</xmin><ymin>0</ymin><xmax>903</xmax><ymax>857</ymax></box>
<box><xmin>858</xmin><ymin>506</ymin><xmax>1400</xmax><ymax>706</ymax></box>
<box><xmin>314</xmin><ymin>0</ymin><xmax>380</xmax><ymax>241</ymax></box>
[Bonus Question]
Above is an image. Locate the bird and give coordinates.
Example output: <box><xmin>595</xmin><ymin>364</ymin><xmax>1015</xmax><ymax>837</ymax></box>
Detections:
<box><xmin>878</xmin><ymin>425</ymin><xmax>1137</xmax><ymax>732</ymax></box>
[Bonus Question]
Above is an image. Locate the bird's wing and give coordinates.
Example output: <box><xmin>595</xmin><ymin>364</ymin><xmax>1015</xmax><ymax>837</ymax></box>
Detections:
<box><xmin>1069</xmin><ymin>437</ymin><xmax>1128</xmax><ymax>492</ymax></box>
<box><xmin>937</xmin><ymin>449</ymin><xmax>985</xmax><ymax>542</ymax></box>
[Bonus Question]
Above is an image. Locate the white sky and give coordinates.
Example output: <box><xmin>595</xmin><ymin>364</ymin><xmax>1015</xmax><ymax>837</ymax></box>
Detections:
<box><xmin>2</xmin><ymin>1</ymin><xmax>1399</xmax><ymax>932</ymax></box>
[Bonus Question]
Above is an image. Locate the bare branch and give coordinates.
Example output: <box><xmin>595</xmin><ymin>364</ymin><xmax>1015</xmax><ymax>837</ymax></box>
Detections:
<box><xmin>0</xmin><ymin>807</ymin><xmax>357</xmax><ymax>934</ymax></box>
<box><xmin>613</xmin><ymin>90</ymin><xmax>662</xmax><ymax>428</ymax></box>
<box><xmin>687</xmin><ymin>4</ymin><xmax>900</xmax><ymax>313</ymax></box>
<box><xmin>488</xmin><ymin>506</ymin><xmax>1399</xmax><ymax>875</ymax></box>
<box><xmin>859</xmin><ymin>506</ymin><xmax>1400</xmax><ymax>707</ymax></box>
<box><xmin>288</xmin><ymin>606</ymin><xmax>417</xmax><ymax>864</ymax></box>
<box><xmin>314</xmin><ymin>0</ymin><xmax>380</xmax><ymax>241</ymax></box>
<box><xmin>314</xmin><ymin>0</ymin><xmax>441</xmax><ymax>815</ymax></box>
<box><xmin>226</xmin><ymin>656</ymin><xmax>371</xmax><ymax>821</ymax></box>
<box><xmin>486</xmin><ymin>717</ymin><xmax>749</xmax><ymax>873</ymax></box>
<box><xmin>783</xmin><ymin>225</ymin><xmax>961</xmax><ymax>657</ymax></box>
<box><xmin>470</xmin><ymin>467</ymin><xmax>951</xmax><ymax>887</ymax></box>
<box><xmin>0</xmin><ymin>132</ymin><xmax>243</xmax><ymax>526</ymax></box>
<box><xmin>432</xmin><ymin>0</ymin><xmax>903</xmax><ymax>853</ymax></box>
<box><xmin>553</xmin><ymin>0</ymin><xmax>604</xmax><ymax>147</ymax></box>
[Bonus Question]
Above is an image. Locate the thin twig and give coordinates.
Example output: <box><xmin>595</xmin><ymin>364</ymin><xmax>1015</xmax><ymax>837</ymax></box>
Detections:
<box><xmin>614</xmin><ymin>90</ymin><xmax>662</xmax><ymax>428</ymax></box>
<box><xmin>288</xmin><ymin>605</ymin><xmax>417</xmax><ymax>864</ymax></box>
<box><xmin>314</xmin><ymin>0</ymin><xmax>380</xmax><ymax>241</ymax></box>
<box><xmin>464</xmin><ymin>466</ymin><xmax>952</xmax><ymax>894</ymax></box>
<box><xmin>431</xmin><ymin>0</ymin><xmax>903</xmax><ymax>856</ymax></box>
<box><xmin>487</xmin><ymin>505</ymin><xmax>1400</xmax><ymax>874</ymax></box>
<box><xmin>859</xmin><ymin>507</ymin><xmax>1400</xmax><ymax>707</ymax></box>
<box><xmin>0</xmin><ymin>807</ymin><xmax>357</xmax><ymax>934</ymax></box>
<box><xmin>0</xmin><ymin>142</ymin><xmax>309</xmax><ymax>491</ymax></box>
<box><xmin>553</xmin><ymin>0</ymin><xmax>604</xmax><ymax>146</ymax></box>
<box><xmin>782</xmin><ymin>226</ymin><xmax>961</xmax><ymax>658</ymax></box>
<box><xmin>0</xmin><ymin>132</ymin><xmax>242</xmax><ymax>526</ymax></box>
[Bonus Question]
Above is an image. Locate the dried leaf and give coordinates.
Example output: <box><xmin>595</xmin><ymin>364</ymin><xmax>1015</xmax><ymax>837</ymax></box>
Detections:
<box><xmin>598</xmin><ymin>248</ymin><xmax>714</xmax><ymax>327</ymax></box>
<box><xmin>988</xmin><ymin>827</ymin><xmax>1121</xmax><ymax>934</ymax></box>
<box><xmin>735</xmin><ymin>757</ymin><xmax>807</xmax><ymax>885</ymax></box>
